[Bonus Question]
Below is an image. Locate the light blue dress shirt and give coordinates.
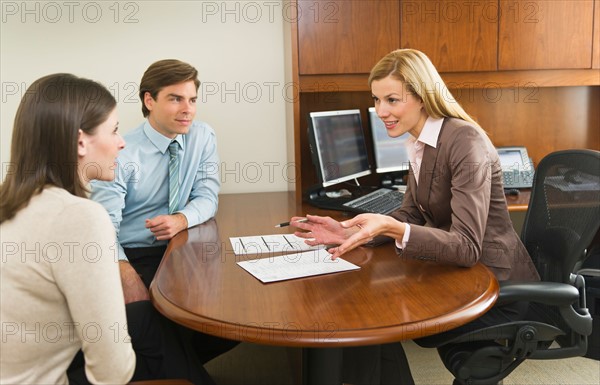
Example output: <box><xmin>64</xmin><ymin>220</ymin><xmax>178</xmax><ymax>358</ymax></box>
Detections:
<box><xmin>91</xmin><ymin>120</ymin><xmax>220</xmax><ymax>261</ymax></box>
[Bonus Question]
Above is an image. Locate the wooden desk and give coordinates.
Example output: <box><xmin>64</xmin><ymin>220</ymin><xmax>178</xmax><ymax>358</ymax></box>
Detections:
<box><xmin>506</xmin><ymin>189</ymin><xmax>531</xmax><ymax>212</ymax></box>
<box><xmin>151</xmin><ymin>192</ymin><xmax>498</xmax><ymax>348</ymax></box>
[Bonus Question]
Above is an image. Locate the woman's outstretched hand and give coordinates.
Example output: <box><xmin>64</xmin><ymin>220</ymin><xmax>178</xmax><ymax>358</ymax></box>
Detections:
<box><xmin>291</xmin><ymin>214</ymin><xmax>353</xmax><ymax>246</ymax></box>
<box><xmin>327</xmin><ymin>214</ymin><xmax>405</xmax><ymax>259</ymax></box>
<box><xmin>290</xmin><ymin>213</ymin><xmax>405</xmax><ymax>259</ymax></box>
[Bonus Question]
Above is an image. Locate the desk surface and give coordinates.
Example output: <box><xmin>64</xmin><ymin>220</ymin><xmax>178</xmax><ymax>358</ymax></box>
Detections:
<box><xmin>151</xmin><ymin>192</ymin><xmax>499</xmax><ymax>348</ymax></box>
<box><xmin>506</xmin><ymin>189</ymin><xmax>531</xmax><ymax>212</ymax></box>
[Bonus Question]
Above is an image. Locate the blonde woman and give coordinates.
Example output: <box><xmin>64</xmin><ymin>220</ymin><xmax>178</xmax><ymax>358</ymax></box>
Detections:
<box><xmin>290</xmin><ymin>49</ymin><xmax>540</xmax><ymax>384</ymax></box>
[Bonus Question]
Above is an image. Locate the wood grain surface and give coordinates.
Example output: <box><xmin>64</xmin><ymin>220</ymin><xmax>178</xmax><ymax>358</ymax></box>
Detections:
<box><xmin>151</xmin><ymin>192</ymin><xmax>498</xmax><ymax>348</ymax></box>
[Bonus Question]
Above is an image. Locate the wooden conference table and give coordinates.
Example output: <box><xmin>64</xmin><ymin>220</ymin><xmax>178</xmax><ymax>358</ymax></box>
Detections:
<box><xmin>150</xmin><ymin>192</ymin><xmax>500</xmax><ymax>383</ymax></box>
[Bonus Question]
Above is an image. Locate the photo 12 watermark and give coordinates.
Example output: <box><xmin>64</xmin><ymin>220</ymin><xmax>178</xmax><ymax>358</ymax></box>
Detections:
<box><xmin>199</xmin><ymin>1</ymin><xmax>340</xmax><ymax>24</ymax></box>
<box><xmin>1</xmin><ymin>1</ymin><xmax>141</xmax><ymax>24</ymax></box>
<box><xmin>2</xmin><ymin>321</ymin><xmax>132</xmax><ymax>344</ymax></box>
<box><xmin>199</xmin><ymin>320</ymin><xmax>339</xmax><ymax>344</ymax></box>
<box><xmin>1</xmin><ymin>240</ymin><xmax>121</xmax><ymax>263</ymax></box>
<box><xmin>2</xmin><ymin>79</ymin><xmax>344</xmax><ymax>105</ymax></box>
<box><xmin>1</xmin><ymin>160</ymin><xmax>298</xmax><ymax>190</ymax></box>
<box><xmin>401</xmin><ymin>1</ymin><xmax>540</xmax><ymax>23</ymax></box>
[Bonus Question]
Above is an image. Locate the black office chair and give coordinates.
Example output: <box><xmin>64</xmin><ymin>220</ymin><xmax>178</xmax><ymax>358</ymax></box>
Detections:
<box><xmin>436</xmin><ymin>149</ymin><xmax>600</xmax><ymax>385</ymax></box>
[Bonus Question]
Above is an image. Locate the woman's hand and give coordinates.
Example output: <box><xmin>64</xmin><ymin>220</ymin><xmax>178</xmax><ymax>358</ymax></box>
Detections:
<box><xmin>291</xmin><ymin>214</ymin><xmax>355</xmax><ymax>246</ymax></box>
<box><xmin>327</xmin><ymin>214</ymin><xmax>406</xmax><ymax>260</ymax></box>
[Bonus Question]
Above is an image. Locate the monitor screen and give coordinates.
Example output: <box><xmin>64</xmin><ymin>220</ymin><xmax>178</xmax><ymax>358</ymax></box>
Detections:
<box><xmin>368</xmin><ymin>107</ymin><xmax>411</xmax><ymax>173</ymax></box>
<box><xmin>307</xmin><ymin>109</ymin><xmax>371</xmax><ymax>187</ymax></box>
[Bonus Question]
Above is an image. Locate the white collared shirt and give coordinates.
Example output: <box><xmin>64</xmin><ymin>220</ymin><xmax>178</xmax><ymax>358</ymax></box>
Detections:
<box><xmin>397</xmin><ymin>117</ymin><xmax>444</xmax><ymax>249</ymax></box>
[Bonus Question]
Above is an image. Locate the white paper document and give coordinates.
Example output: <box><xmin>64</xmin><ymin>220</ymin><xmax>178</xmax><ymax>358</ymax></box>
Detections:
<box><xmin>237</xmin><ymin>248</ymin><xmax>360</xmax><ymax>283</ymax></box>
<box><xmin>230</xmin><ymin>234</ymin><xmax>321</xmax><ymax>255</ymax></box>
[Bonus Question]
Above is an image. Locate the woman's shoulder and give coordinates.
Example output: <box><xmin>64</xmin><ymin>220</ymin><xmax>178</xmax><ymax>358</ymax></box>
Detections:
<box><xmin>44</xmin><ymin>186</ymin><xmax>104</xmax><ymax>210</ymax></box>
<box><xmin>440</xmin><ymin>118</ymin><xmax>495</xmax><ymax>159</ymax></box>
<box><xmin>442</xmin><ymin>117</ymin><xmax>480</xmax><ymax>133</ymax></box>
<box><xmin>442</xmin><ymin>118</ymin><xmax>490</xmax><ymax>143</ymax></box>
<box><xmin>42</xmin><ymin>187</ymin><xmax>112</xmax><ymax>226</ymax></box>
<box><xmin>4</xmin><ymin>187</ymin><xmax>115</xmax><ymax>250</ymax></box>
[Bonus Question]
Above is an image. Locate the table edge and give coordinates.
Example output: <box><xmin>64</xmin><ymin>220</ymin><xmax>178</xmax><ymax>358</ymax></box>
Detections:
<box><xmin>150</xmin><ymin>262</ymin><xmax>499</xmax><ymax>348</ymax></box>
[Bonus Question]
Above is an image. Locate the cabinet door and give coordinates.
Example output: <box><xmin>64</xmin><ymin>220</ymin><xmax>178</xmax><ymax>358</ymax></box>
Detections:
<box><xmin>499</xmin><ymin>0</ymin><xmax>594</xmax><ymax>70</ymax></box>
<box><xmin>297</xmin><ymin>0</ymin><xmax>400</xmax><ymax>74</ymax></box>
<box><xmin>400</xmin><ymin>0</ymin><xmax>498</xmax><ymax>72</ymax></box>
<box><xmin>593</xmin><ymin>0</ymin><xmax>599</xmax><ymax>69</ymax></box>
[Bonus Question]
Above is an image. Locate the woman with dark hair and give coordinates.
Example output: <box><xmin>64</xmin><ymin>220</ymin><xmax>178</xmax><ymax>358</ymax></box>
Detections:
<box><xmin>0</xmin><ymin>73</ymin><xmax>163</xmax><ymax>384</ymax></box>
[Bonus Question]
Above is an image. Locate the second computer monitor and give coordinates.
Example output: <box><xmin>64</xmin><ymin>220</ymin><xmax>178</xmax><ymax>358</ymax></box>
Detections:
<box><xmin>368</xmin><ymin>107</ymin><xmax>411</xmax><ymax>173</ymax></box>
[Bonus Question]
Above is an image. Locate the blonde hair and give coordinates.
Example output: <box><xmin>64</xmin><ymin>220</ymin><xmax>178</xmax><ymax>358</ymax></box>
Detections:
<box><xmin>368</xmin><ymin>49</ymin><xmax>481</xmax><ymax>129</ymax></box>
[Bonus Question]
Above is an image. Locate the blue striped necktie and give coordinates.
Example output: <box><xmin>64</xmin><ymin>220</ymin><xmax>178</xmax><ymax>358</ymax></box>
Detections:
<box><xmin>168</xmin><ymin>141</ymin><xmax>180</xmax><ymax>214</ymax></box>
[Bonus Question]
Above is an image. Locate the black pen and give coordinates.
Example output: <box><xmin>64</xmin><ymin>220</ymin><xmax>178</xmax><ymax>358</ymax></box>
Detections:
<box><xmin>274</xmin><ymin>218</ymin><xmax>309</xmax><ymax>228</ymax></box>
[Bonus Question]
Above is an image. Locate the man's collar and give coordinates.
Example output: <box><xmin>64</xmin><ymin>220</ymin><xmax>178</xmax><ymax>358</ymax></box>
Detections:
<box><xmin>143</xmin><ymin>121</ymin><xmax>184</xmax><ymax>153</ymax></box>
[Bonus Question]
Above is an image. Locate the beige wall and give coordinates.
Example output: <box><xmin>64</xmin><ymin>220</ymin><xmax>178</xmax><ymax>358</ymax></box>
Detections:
<box><xmin>1</xmin><ymin>0</ymin><xmax>295</xmax><ymax>193</ymax></box>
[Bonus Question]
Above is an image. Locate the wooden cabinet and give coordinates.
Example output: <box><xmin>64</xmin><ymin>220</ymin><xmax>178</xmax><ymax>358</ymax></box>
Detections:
<box><xmin>499</xmin><ymin>0</ymin><xmax>595</xmax><ymax>70</ymax></box>
<box><xmin>297</xmin><ymin>0</ymin><xmax>598</xmax><ymax>75</ymax></box>
<box><xmin>297</xmin><ymin>0</ymin><xmax>399</xmax><ymax>74</ymax></box>
<box><xmin>291</xmin><ymin>0</ymin><xmax>600</xmax><ymax>202</ymax></box>
<box><xmin>401</xmin><ymin>0</ymin><xmax>497</xmax><ymax>72</ymax></box>
<box><xmin>594</xmin><ymin>0</ymin><xmax>600</xmax><ymax>69</ymax></box>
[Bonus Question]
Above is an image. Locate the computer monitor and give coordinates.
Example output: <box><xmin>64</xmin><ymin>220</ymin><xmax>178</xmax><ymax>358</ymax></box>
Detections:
<box><xmin>307</xmin><ymin>109</ymin><xmax>371</xmax><ymax>188</ymax></box>
<box><xmin>368</xmin><ymin>107</ymin><xmax>411</xmax><ymax>173</ymax></box>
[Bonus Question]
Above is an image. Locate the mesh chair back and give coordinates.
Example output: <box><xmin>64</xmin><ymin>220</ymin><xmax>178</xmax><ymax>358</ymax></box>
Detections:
<box><xmin>521</xmin><ymin>150</ymin><xmax>600</xmax><ymax>284</ymax></box>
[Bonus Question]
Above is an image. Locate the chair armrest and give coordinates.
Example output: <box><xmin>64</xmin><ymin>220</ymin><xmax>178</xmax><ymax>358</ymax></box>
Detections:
<box><xmin>496</xmin><ymin>281</ymin><xmax>579</xmax><ymax>306</ymax></box>
<box><xmin>498</xmin><ymin>281</ymin><xmax>593</xmax><ymax>337</ymax></box>
<box><xmin>577</xmin><ymin>268</ymin><xmax>600</xmax><ymax>277</ymax></box>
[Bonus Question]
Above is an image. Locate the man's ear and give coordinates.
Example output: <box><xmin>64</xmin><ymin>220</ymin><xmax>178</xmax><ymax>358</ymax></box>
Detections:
<box><xmin>77</xmin><ymin>129</ymin><xmax>88</xmax><ymax>157</ymax></box>
<box><xmin>143</xmin><ymin>92</ymin><xmax>154</xmax><ymax>112</ymax></box>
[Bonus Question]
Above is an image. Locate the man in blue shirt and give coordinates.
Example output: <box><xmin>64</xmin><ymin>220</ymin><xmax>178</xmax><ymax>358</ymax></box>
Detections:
<box><xmin>91</xmin><ymin>59</ymin><xmax>235</xmax><ymax>366</ymax></box>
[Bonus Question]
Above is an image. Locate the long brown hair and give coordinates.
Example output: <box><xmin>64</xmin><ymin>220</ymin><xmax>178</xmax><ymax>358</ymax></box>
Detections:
<box><xmin>368</xmin><ymin>49</ymin><xmax>480</xmax><ymax>128</ymax></box>
<box><xmin>0</xmin><ymin>73</ymin><xmax>116</xmax><ymax>223</ymax></box>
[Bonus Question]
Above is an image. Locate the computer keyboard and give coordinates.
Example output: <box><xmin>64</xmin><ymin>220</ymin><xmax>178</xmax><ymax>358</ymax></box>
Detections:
<box><xmin>343</xmin><ymin>188</ymin><xmax>404</xmax><ymax>215</ymax></box>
